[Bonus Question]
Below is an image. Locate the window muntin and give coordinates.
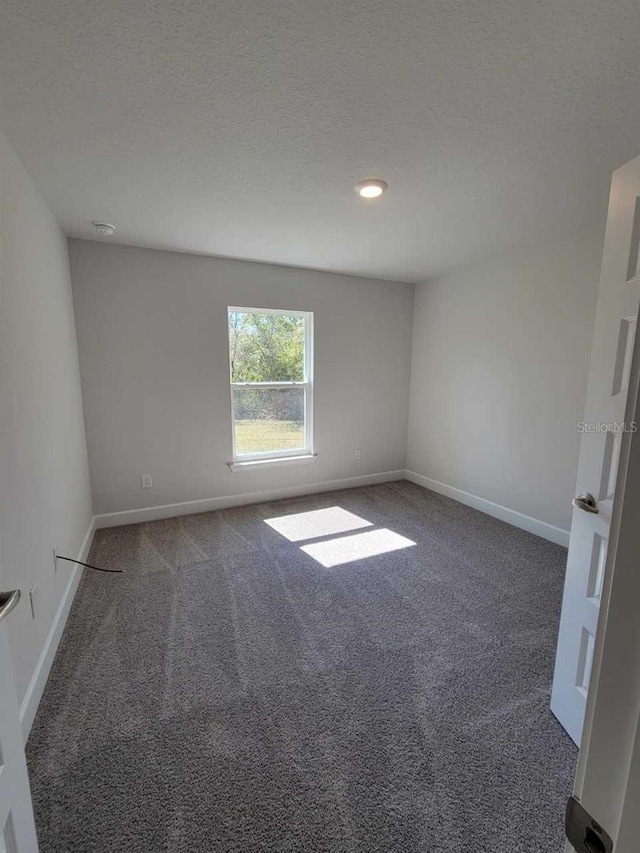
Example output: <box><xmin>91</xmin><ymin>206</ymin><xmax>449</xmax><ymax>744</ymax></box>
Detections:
<box><xmin>228</xmin><ymin>307</ymin><xmax>313</xmax><ymax>461</ymax></box>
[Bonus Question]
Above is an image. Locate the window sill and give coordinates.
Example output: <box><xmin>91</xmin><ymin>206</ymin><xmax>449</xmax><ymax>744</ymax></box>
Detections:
<box><xmin>228</xmin><ymin>454</ymin><xmax>318</xmax><ymax>473</ymax></box>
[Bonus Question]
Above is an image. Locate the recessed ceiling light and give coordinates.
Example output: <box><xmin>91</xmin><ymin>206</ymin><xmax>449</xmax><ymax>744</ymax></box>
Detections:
<box><xmin>354</xmin><ymin>178</ymin><xmax>388</xmax><ymax>199</ymax></box>
<box><xmin>92</xmin><ymin>221</ymin><xmax>116</xmax><ymax>236</ymax></box>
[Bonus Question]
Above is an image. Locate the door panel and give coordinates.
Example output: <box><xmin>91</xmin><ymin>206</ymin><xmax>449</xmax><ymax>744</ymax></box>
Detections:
<box><xmin>551</xmin><ymin>155</ymin><xmax>640</xmax><ymax>746</ymax></box>
<box><xmin>572</xmin><ymin>317</ymin><xmax>640</xmax><ymax>851</ymax></box>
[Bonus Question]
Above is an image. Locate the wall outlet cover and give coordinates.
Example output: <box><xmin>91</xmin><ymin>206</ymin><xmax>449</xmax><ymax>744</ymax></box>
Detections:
<box><xmin>140</xmin><ymin>474</ymin><xmax>153</xmax><ymax>489</ymax></box>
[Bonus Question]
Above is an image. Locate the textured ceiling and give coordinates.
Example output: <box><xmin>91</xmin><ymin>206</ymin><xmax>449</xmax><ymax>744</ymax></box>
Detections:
<box><xmin>1</xmin><ymin>0</ymin><xmax>640</xmax><ymax>282</ymax></box>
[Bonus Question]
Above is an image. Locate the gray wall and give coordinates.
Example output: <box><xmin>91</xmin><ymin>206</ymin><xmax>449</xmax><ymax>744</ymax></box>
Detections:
<box><xmin>69</xmin><ymin>240</ymin><xmax>414</xmax><ymax>515</ymax></box>
<box><xmin>0</xmin><ymin>132</ymin><xmax>93</xmax><ymax>702</ymax></box>
<box><xmin>407</xmin><ymin>230</ymin><xmax>602</xmax><ymax>533</ymax></box>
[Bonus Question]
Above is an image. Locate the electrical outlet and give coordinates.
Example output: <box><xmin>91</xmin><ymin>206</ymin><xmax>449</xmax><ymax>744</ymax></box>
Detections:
<box><xmin>140</xmin><ymin>474</ymin><xmax>153</xmax><ymax>489</ymax></box>
<box><xmin>354</xmin><ymin>449</ymin><xmax>362</xmax><ymax>461</ymax></box>
<box><xmin>29</xmin><ymin>584</ymin><xmax>38</xmax><ymax>619</ymax></box>
<box><xmin>53</xmin><ymin>545</ymin><xmax>59</xmax><ymax>572</ymax></box>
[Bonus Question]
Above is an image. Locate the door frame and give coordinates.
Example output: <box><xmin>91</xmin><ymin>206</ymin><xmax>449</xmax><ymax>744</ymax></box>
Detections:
<box><xmin>565</xmin><ymin>312</ymin><xmax>640</xmax><ymax>851</ymax></box>
<box><xmin>555</xmin><ymin>157</ymin><xmax>640</xmax><ymax>850</ymax></box>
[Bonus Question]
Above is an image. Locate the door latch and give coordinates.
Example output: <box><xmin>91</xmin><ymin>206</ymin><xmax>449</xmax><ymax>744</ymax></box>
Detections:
<box><xmin>566</xmin><ymin>796</ymin><xmax>613</xmax><ymax>853</ymax></box>
<box><xmin>572</xmin><ymin>492</ymin><xmax>599</xmax><ymax>514</ymax></box>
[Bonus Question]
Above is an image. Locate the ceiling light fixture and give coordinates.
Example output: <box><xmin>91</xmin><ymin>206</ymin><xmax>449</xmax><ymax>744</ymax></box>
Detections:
<box><xmin>354</xmin><ymin>178</ymin><xmax>388</xmax><ymax>199</ymax></box>
<box><xmin>92</xmin><ymin>221</ymin><xmax>116</xmax><ymax>236</ymax></box>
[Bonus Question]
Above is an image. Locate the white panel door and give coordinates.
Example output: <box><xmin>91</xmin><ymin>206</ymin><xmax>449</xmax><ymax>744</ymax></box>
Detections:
<box><xmin>570</xmin><ymin>255</ymin><xmax>640</xmax><ymax>851</ymax></box>
<box><xmin>551</xmin><ymin>153</ymin><xmax>640</xmax><ymax>746</ymax></box>
<box><xmin>0</xmin><ymin>591</ymin><xmax>39</xmax><ymax>852</ymax></box>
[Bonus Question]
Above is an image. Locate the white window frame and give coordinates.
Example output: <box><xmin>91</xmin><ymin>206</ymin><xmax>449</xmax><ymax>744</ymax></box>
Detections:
<box><xmin>228</xmin><ymin>306</ymin><xmax>314</xmax><ymax>464</ymax></box>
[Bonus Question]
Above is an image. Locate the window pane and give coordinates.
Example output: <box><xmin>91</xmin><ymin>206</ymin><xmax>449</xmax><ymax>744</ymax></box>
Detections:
<box><xmin>229</xmin><ymin>311</ymin><xmax>305</xmax><ymax>382</ymax></box>
<box><xmin>233</xmin><ymin>387</ymin><xmax>305</xmax><ymax>455</ymax></box>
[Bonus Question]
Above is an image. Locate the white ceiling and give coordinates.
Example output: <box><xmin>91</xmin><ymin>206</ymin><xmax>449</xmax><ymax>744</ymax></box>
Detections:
<box><xmin>1</xmin><ymin>0</ymin><xmax>639</xmax><ymax>283</ymax></box>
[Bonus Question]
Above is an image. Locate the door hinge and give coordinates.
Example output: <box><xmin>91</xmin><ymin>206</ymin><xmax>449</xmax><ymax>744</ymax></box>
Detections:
<box><xmin>566</xmin><ymin>796</ymin><xmax>613</xmax><ymax>853</ymax></box>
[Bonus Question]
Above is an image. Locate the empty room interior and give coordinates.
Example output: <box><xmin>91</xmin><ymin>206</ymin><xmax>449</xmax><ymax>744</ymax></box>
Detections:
<box><xmin>2</xmin><ymin>1</ymin><xmax>640</xmax><ymax>851</ymax></box>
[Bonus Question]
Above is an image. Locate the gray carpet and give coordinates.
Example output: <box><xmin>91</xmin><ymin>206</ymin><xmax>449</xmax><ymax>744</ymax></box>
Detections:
<box><xmin>27</xmin><ymin>480</ymin><xmax>577</xmax><ymax>852</ymax></box>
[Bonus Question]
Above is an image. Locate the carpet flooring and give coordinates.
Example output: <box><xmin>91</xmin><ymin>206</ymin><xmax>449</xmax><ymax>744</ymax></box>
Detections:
<box><xmin>27</xmin><ymin>480</ymin><xmax>577</xmax><ymax>852</ymax></box>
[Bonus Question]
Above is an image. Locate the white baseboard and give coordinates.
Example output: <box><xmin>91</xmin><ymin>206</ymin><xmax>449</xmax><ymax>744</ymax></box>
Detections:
<box><xmin>18</xmin><ymin>469</ymin><xmax>565</xmax><ymax>740</ymax></box>
<box><xmin>19</xmin><ymin>518</ymin><xmax>96</xmax><ymax>742</ymax></box>
<box><xmin>404</xmin><ymin>470</ymin><xmax>570</xmax><ymax>547</ymax></box>
<box><xmin>94</xmin><ymin>470</ymin><xmax>406</xmax><ymax>529</ymax></box>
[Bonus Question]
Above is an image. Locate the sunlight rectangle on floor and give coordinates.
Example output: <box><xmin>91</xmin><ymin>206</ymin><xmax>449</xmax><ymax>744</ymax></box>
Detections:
<box><xmin>265</xmin><ymin>506</ymin><xmax>373</xmax><ymax>542</ymax></box>
<box><xmin>300</xmin><ymin>528</ymin><xmax>416</xmax><ymax>568</ymax></box>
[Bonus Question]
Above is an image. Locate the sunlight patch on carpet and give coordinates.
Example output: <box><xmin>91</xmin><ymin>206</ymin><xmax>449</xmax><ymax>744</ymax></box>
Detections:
<box><xmin>301</xmin><ymin>528</ymin><xmax>416</xmax><ymax>568</ymax></box>
<box><xmin>265</xmin><ymin>506</ymin><xmax>373</xmax><ymax>542</ymax></box>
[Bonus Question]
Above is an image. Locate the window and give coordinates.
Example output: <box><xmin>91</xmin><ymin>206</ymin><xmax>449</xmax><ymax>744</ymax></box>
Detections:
<box><xmin>228</xmin><ymin>307</ymin><xmax>314</xmax><ymax>462</ymax></box>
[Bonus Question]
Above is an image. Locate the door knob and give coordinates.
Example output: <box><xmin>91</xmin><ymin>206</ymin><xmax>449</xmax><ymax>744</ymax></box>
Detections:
<box><xmin>0</xmin><ymin>588</ymin><xmax>20</xmax><ymax>622</ymax></box>
<box><xmin>572</xmin><ymin>492</ymin><xmax>599</xmax><ymax>514</ymax></box>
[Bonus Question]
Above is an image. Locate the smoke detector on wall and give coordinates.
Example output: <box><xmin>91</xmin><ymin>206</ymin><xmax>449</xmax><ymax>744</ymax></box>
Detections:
<box><xmin>92</xmin><ymin>221</ymin><xmax>116</xmax><ymax>236</ymax></box>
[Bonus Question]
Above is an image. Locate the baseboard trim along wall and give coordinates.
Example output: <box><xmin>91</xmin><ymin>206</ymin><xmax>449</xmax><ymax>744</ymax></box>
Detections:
<box><xmin>19</xmin><ymin>519</ymin><xmax>96</xmax><ymax>742</ymax></box>
<box><xmin>404</xmin><ymin>470</ymin><xmax>570</xmax><ymax>548</ymax></box>
<box><xmin>94</xmin><ymin>470</ymin><xmax>406</xmax><ymax>529</ymax></box>
<box><xmin>20</xmin><ymin>468</ymin><xmax>568</xmax><ymax>738</ymax></box>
